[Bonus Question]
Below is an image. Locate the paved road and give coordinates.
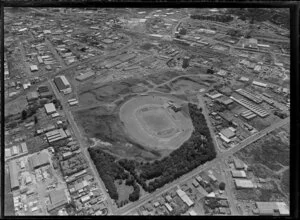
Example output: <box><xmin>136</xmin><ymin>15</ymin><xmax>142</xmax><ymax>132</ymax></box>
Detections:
<box><xmin>48</xmin><ymin>79</ymin><xmax>115</xmax><ymax>214</ymax></box>
<box><xmin>115</xmin><ymin>116</ymin><xmax>289</xmax><ymax>215</ymax></box>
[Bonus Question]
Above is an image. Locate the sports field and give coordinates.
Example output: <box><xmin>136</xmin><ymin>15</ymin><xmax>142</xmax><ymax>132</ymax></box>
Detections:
<box><xmin>119</xmin><ymin>95</ymin><xmax>193</xmax><ymax>151</ymax></box>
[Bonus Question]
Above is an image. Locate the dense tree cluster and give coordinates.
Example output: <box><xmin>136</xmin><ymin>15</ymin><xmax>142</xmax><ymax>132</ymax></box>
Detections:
<box><xmin>89</xmin><ymin>104</ymin><xmax>216</xmax><ymax>201</ymax></box>
<box><xmin>119</xmin><ymin>104</ymin><xmax>216</xmax><ymax>193</ymax></box>
<box><xmin>190</xmin><ymin>14</ymin><xmax>233</xmax><ymax>23</ymax></box>
<box><xmin>88</xmin><ymin>148</ymin><xmax>128</xmax><ymax>200</ymax></box>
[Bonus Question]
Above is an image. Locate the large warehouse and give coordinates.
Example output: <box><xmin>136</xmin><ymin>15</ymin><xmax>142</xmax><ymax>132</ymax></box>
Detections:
<box><xmin>28</xmin><ymin>151</ymin><xmax>50</xmax><ymax>170</ymax></box>
<box><xmin>9</xmin><ymin>160</ymin><xmax>20</xmax><ymax>191</ymax></box>
<box><xmin>54</xmin><ymin>75</ymin><xmax>72</xmax><ymax>94</ymax></box>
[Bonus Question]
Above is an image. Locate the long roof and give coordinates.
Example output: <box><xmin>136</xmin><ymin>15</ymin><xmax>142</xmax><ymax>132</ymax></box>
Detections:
<box><xmin>9</xmin><ymin>160</ymin><xmax>19</xmax><ymax>189</ymax></box>
<box><xmin>54</xmin><ymin>76</ymin><xmax>69</xmax><ymax>91</ymax></box>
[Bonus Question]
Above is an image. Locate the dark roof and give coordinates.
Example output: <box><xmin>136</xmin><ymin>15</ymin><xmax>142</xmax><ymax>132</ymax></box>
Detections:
<box><xmin>47</xmin><ymin>189</ymin><xmax>68</xmax><ymax>212</ymax></box>
<box><xmin>38</xmin><ymin>85</ymin><xmax>49</xmax><ymax>93</ymax></box>
<box><xmin>54</xmin><ymin>77</ymin><xmax>68</xmax><ymax>91</ymax></box>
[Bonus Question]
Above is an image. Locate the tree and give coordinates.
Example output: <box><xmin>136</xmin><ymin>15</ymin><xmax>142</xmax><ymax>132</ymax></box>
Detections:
<box><xmin>179</xmin><ymin>28</ymin><xmax>187</xmax><ymax>35</ymax></box>
<box><xmin>219</xmin><ymin>182</ymin><xmax>226</xmax><ymax>190</ymax></box>
<box><xmin>34</xmin><ymin>115</ymin><xmax>38</xmax><ymax>124</ymax></box>
<box><xmin>21</xmin><ymin>110</ymin><xmax>27</xmax><ymax>120</ymax></box>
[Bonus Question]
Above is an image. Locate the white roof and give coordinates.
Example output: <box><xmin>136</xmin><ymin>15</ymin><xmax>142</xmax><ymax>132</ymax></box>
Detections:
<box><xmin>253</xmin><ymin>81</ymin><xmax>267</xmax><ymax>87</ymax></box>
<box><xmin>235</xmin><ymin>179</ymin><xmax>254</xmax><ymax>188</ymax></box>
<box><xmin>189</xmin><ymin>210</ymin><xmax>198</xmax><ymax>215</ymax></box>
<box><xmin>44</xmin><ymin>103</ymin><xmax>56</xmax><ymax>114</ymax></box>
<box><xmin>176</xmin><ymin>189</ymin><xmax>194</xmax><ymax>206</ymax></box>
<box><xmin>276</xmin><ymin>202</ymin><xmax>290</xmax><ymax>215</ymax></box>
<box><xmin>206</xmin><ymin>192</ymin><xmax>216</xmax><ymax>198</ymax></box>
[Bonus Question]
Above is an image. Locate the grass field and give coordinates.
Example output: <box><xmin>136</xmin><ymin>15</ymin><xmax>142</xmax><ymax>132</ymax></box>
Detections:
<box><xmin>119</xmin><ymin>95</ymin><xmax>193</xmax><ymax>151</ymax></box>
<box><xmin>138</xmin><ymin>107</ymin><xmax>175</xmax><ymax>133</ymax></box>
<box><xmin>5</xmin><ymin>95</ymin><xmax>27</xmax><ymax>116</ymax></box>
<box><xmin>115</xmin><ymin>180</ymin><xmax>134</xmax><ymax>203</ymax></box>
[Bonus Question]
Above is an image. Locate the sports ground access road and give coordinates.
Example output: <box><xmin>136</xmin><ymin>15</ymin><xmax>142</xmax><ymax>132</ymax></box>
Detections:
<box><xmin>115</xmin><ymin>116</ymin><xmax>289</xmax><ymax>215</ymax></box>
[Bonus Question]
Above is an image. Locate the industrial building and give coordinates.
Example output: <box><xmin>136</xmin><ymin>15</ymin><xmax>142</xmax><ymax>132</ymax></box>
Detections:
<box><xmin>54</xmin><ymin>75</ymin><xmax>72</xmax><ymax>94</ymax></box>
<box><xmin>176</xmin><ymin>189</ymin><xmax>194</xmax><ymax>207</ymax></box>
<box><xmin>9</xmin><ymin>159</ymin><xmax>20</xmax><ymax>191</ymax></box>
<box><xmin>206</xmin><ymin>91</ymin><xmax>223</xmax><ymax>100</ymax></box>
<box><xmin>30</xmin><ymin>65</ymin><xmax>38</xmax><ymax>72</ymax></box>
<box><xmin>5</xmin><ymin>142</ymin><xmax>28</xmax><ymax>161</ymax></box>
<box><xmin>217</xmin><ymin>97</ymin><xmax>233</xmax><ymax>106</ymax></box>
<box><xmin>45</xmin><ymin>128</ymin><xmax>68</xmax><ymax>143</ymax></box>
<box><xmin>47</xmin><ymin>189</ymin><xmax>69</xmax><ymax>213</ymax></box>
<box><xmin>255</xmin><ymin>202</ymin><xmax>289</xmax><ymax>216</ymax></box>
<box><xmin>252</xmin><ymin>81</ymin><xmax>268</xmax><ymax>88</ymax></box>
<box><xmin>235</xmin><ymin>89</ymin><xmax>263</xmax><ymax>104</ymax></box>
<box><xmin>233</xmin><ymin>158</ymin><xmax>245</xmax><ymax>170</ymax></box>
<box><xmin>234</xmin><ymin>179</ymin><xmax>255</xmax><ymax>189</ymax></box>
<box><xmin>75</xmin><ymin>71</ymin><xmax>95</xmax><ymax>82</ymax></box>
<box><xmin>44</xmin><ymin>103</ymin><xmax>57</xmax><ymax>115</ymax></box>
<box><xmin>230</xmin><ymin>96</ymin><xmax>269</xmax><ymax>118</ymax></box>
<box><xmin>231</xmin><ymin>170</ymin><xmax>247</xmax><ymax>178</ymax></box>
<box><xmin>28</xmin><ymin>151</ymin><xmax>50</xmax><ymax>170</ymax></box>
<box><xmin>241</xmin><ymin>110</ymin><xmax>257</xmax><ymax>120</ymax></box>
<box><xmin>220</xmin><ymin>128</ymin><xmax>236</xmax><ymax>139</ymax></box>
<box><xmin>239</xmin><ymin>76</ymin><xmax>249</xmax><ymax>82</ymax></box>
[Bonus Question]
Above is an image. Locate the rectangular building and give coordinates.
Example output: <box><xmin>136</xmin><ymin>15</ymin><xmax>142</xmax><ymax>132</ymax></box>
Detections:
<box><xmin>75</xmin><ymin>71</ymin><xmax>95</xmax><ymax>82</ymax></box>
<box><xmin>47</xmin><ymin>189</ymin><xmax>68</xmax><ymax>213</ymax></box>
<box><xmin>44</xmin><ymin>103</ymin><xmax>56</xmax><ymax>115</ymax></box>
<box><xmin>176</xmin><ymin>189</ymin><xmax>194</xmax><ymax>207</ymax></box>
<box><xmin>54</xmin><ymin>75</ymin><xmax>71</xmax><ymax>94</ymax></box>
<box><xmin>252</xmin><ymin>81</ymin><xmax>268</xmax><ymax>88</ymax></box>
<box><xmin>9</xmin><ymin>160</ymin><xmax>19</xmax><ymax>191</ymax></box>
<box><xmin>234</xmin><ymin>179</ymin><xmax>255</xmax><ymax>189</ymax></box>
<box><xmin>235</xmin><ymin>89</ymin><xmax>263</xmax><ymax>104</ymax></box>
<box><xmin>230</xmin><ymin>96</ymin><xmax>269</xmax><ymax>118</ymax></box>
<box><xmin>256</xmin><ymin>202</ymin><xmax>289</xmax><ymax>216</ymax></box>
<box><xmin>28</xmin><ymin>151</ymin><xmax>50</xmax><ymax>170</ymax></box>
<box><xmin>231</xmin><ymin>170</ymin><xmax>247</xmax><ymax>178</ymax></box>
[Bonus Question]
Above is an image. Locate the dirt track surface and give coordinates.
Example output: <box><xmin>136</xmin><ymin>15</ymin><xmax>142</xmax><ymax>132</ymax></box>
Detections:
<box><xmin>119</xmin><ymin>95</ymin><xmax>193</xmax><ymax>151</ymax></box>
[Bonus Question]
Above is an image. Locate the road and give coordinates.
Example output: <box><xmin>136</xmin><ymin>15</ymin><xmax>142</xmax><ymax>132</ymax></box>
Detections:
<box><xmin>115</xmin><ymin>116</ymin><xmax>289</xmax><ymax>215</ymax></box>
<box><xmin>48</xmin><ymin>79</ymin><xmax>115</xmax><ymax>214</ymax></box>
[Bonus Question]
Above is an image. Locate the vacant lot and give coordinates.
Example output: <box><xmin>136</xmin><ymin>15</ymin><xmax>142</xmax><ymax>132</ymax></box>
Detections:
<box><xmin>78</xmin><ymin>78</ymin><xmax>152</xmax><ymax>105</ymax></box>
<box><xmin>234</xmin><ymin>134</ymin><xmax>289</xmax><ymax>172</ymax></box>
<box><xmin>146</xmin><ymin>70</ymin><xmax>184</xmax><ymax>85</ymax></box>
<box><xmin>5</xmin><ymin>95</ymin><xmax>28</xmax><ymax>116</ymax></box>
<box><xmin>155</xmin><ymin>84</ymin><xmax>172</xmax><ymax>93</ymax></box>
<box><xmin>170</xmin><ymin>78</ymin><xmax>205</xmax><ymax>94</ymax></box>
<box><xmin>280</xmin><ymin>168</ymin><xmax>289</xmax><ymax>196</ymax></box>
<box><xmin>234</xmin><ymin>180</ymin><xmax>285</xmax><ymax>202</ymax></box>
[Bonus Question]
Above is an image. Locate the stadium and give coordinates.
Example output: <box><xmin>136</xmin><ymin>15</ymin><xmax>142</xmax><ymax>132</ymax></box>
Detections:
<box><xmin>119</xmin><ymin>95</ymin><xmax>194</xmax><ymax>151</ymax></box>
